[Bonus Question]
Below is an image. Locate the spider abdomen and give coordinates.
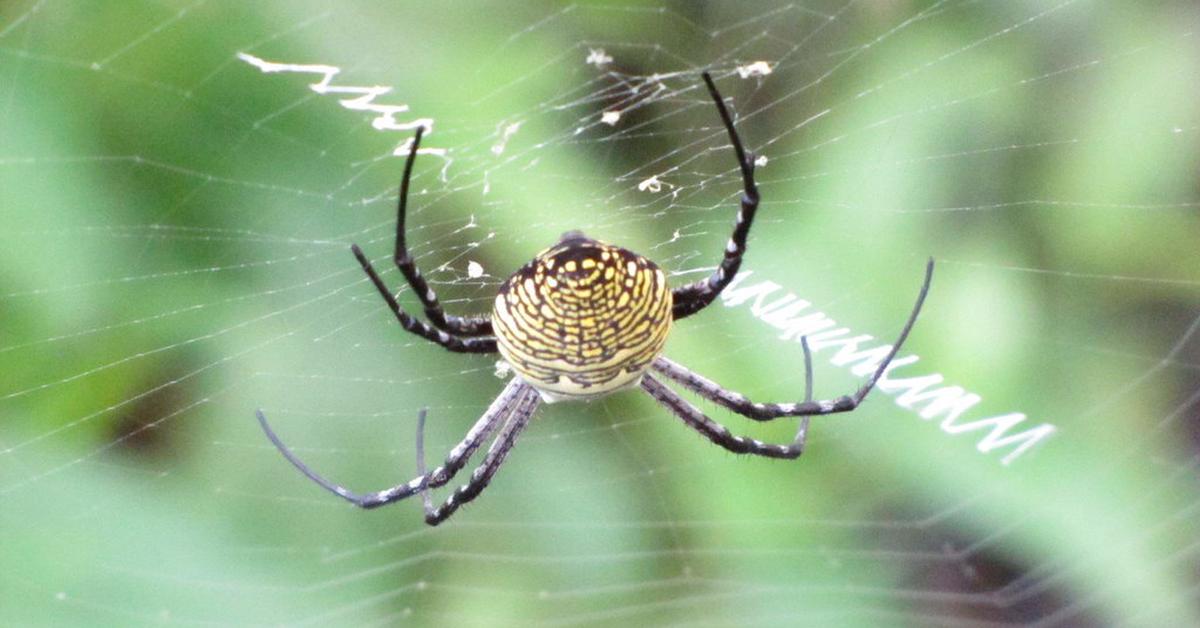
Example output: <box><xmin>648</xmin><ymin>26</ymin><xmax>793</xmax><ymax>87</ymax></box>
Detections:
<box><xmin>492</xmin><ymin>234</ymin><xmax>672</xmax><ymax>402</ymax></box>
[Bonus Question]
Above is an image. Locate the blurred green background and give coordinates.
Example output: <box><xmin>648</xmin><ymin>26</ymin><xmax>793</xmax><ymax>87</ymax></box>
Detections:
<box><xmin>2</xmin><ymin>1</ymin><xmax>1199</xmax><ymax>626</ymax></box>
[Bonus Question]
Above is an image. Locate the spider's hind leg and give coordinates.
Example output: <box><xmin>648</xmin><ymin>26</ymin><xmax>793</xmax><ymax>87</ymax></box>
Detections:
<box><xmin>641</xmin><ymin>337</ymin><xmax>815</xmax><ymax>460</ymax></box>
<box><xmin>256</xmin><ymin>378</ymin><xmax>529</xmax><ymax>510</ymax></box>
<box><xmin>418</xmin><ymin>385</ymin><xmax>541</xmax><ymax>526</ymax></box>
<box><xmin>656</xmin><ymin>259</ymin><xmax>934</xmax><ymax>421</ymax></box>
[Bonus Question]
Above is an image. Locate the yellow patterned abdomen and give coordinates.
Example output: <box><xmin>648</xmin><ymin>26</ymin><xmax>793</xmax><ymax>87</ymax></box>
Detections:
<box><xmin>492</xmin><ymin>233</ymin><xmax>672</xmax><ymax>402</ymax></box>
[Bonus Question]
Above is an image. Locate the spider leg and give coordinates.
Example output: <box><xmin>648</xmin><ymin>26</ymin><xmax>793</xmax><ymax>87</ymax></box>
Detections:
<box><xmin>387</xmin><ymin>126</ymin><xmax>494</xmax><ymax>336</ymax></box>
<box><xmin>672</xmin><ymin>72</ymin><xmax>761</xmax><ymax>320</ymax></box>
<box><xmin>657</xmin><ymin>258</ymin><xmax>934</xmax><ymax>419</ymax></box>
<box><xmin>418</xmin><ymin>385</ymin><xmax>541</xmax><ymax>526</ymax></box>
<box><xmin>642</xmin><ymin>373</ymin><xmax>809</xmax><ymax>459</ymax></box>
<box><xmin>352</xmin><ymin>244</ymin><xmax>497</xmax><ymax>353</ymax></box>
<box><xmin>422</xmin><ymin>378</ymin><xmax>532</xmax><ymax>490</ymax></box>
<box><xmin>255</xmin><ymin>378</ymin><xmax>528</xmax><ymax>509</ymax></box>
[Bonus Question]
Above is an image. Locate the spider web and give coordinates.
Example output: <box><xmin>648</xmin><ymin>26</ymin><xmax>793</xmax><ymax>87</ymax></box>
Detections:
<box><xmin>2</xmin><ymin>1</ymin><xmax>1199</xmax><ymax>626</ymax></box>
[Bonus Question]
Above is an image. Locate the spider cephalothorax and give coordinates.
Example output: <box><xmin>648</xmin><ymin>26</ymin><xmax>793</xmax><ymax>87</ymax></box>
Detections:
<box><xmin>257</xmin><ymin>72</ymin><xmax>934</xmax><ymax>526</ymax></box>
<box><xmin>493</xmin><ymin>233</ymin><xmax>672</xmax><ymax>401</ymax></box>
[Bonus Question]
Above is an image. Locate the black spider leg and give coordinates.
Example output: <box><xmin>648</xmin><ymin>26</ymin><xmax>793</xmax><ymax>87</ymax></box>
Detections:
<box><xmin>254</xmin><ymin>378</ymin><xmax>529</xmax><ymax>509</ymax></box>
<box><xmin>417</xmin><ymin>385</ymin><xmax>541</xmax><ymax>526</ymax></box>
<box><xmin>351</xmin><ymin>244</ymin><xmax>497</xmax><ymax>353</ymax></box>
<box><xmin>640</xmin><ymin>336</ymin><xmax>815</xmax><ymax>459</ymax></box>
<box><xmin>656</xmin><ymin>258</ymin><xmax>933</xmax><ymax>419</ymax></box>
<box><xmin>672</xmin><ymin>71</ymin><xmax>761</xmax><ymax>320</ymax></box>
<box><xmin>421</xmin><ymin>378</ymin><xmax>530</xmax><ymax>491</ymax></box>
<box><xmin>389</xmin><ymin>126</ymin><xmax>493</xmax><ymax>337</ymax></box>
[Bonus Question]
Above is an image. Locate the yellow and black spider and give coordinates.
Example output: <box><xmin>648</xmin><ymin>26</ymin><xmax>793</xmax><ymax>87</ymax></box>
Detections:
<box><xmin>257</xmin><ymin>72</ymin><xmax>934</xmax><ymax>526</ymax></box>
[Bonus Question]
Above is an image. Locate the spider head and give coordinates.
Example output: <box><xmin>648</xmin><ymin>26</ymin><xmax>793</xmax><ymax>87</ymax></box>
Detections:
<box><xmin>557</xmin><ymin>230</ymin><xmax>592</xmax><ymax>244</ymax></box>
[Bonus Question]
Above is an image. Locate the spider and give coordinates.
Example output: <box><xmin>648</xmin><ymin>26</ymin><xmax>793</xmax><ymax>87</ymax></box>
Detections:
<box><xmin>257</xmin><ymin>72</ymin><xmax>934</xmax><ymax>526</ymax></box>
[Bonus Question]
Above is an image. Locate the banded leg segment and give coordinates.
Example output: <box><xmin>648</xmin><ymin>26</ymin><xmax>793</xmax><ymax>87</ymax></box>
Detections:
<box><xmin>352</xmin><ymin>244</ymin><xmax>497</xmax><ymax>354</ymax></box>
<box><xmin>659</xmin><ymin>258</ymin><xmax>934</xmax><ymax>419</ymax></box>
<box><xmin>641</xmin><ymin>373</ymin><xmax>810</xmax><ymax>460</ymax></box>
<box><xmin>672</xmin><ymin>72</ymin><xmax>761</xmax><ymax>320</ymax></box>
<box><xmin>390</xmin><ymin>126</ymin><xmax>493</xmax><ymax>336</ymax></box>
<box><xmin>418</xmin><ymin>385</ymin><xmax>541</xmax><ymax>525</ymax></box>
<box><xmin>421</xmin><ymin>378</ymin><xmax>529</xmax><ymax>490</ymax></box>
<box><xmin>255</xmin><ymin>378</ymin><xmax>528</xmax><ymax>509</ymax></box>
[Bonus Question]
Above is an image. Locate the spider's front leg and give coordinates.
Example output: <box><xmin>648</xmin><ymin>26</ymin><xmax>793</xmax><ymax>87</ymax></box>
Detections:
<box><xmin>386</xmin><ymin>126</ymin><xmax>493</xmax><ymax>337</ymax></box>
<box><xmin>672</xmin><ymin>71</ymin><xmax>761</xmax><ymax>320</ymax></box>
<box><xmin>351</xmin><ymin>244</ymin><xmax>497</xmax><ymax>354</ymax></box>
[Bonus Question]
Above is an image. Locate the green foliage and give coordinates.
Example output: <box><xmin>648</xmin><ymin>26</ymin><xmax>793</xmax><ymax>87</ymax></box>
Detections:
<box><xmin>2</xmin><ymin>2</ymin><xmax>1198</xmax><ymax>626</ymax></box>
